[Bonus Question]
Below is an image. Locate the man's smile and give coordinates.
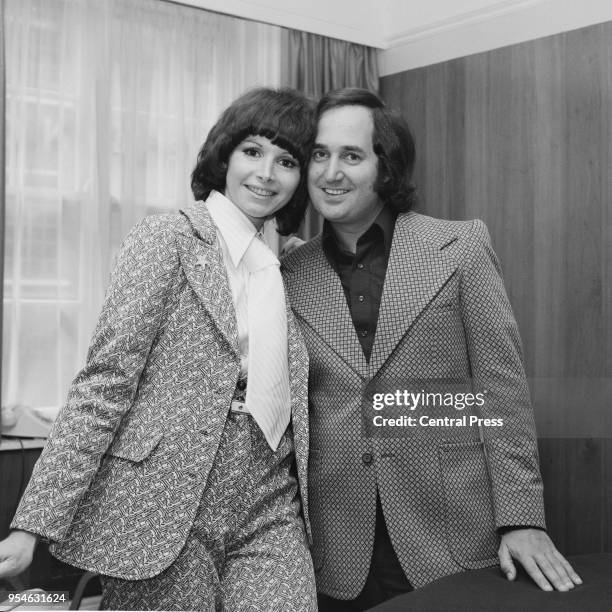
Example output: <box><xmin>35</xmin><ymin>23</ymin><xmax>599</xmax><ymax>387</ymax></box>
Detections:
<box><xmin>321</xmin><ymin>187</ymin><xmax>350</xmax><ymax>196</ymax></box>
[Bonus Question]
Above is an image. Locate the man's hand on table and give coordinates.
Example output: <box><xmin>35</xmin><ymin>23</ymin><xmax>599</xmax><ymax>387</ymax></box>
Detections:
<box><xmin>499</xmin><ymin>528</ymin><xmax>582</xmax><ymax>592</ymax></box>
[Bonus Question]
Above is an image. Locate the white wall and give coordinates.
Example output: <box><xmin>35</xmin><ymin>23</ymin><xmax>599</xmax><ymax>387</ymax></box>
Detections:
<box><xmin>173</xmin><ymin>0</ymin><xmax>383</xmax><ymax>47</ymax></box>
<box><xmin>380</xmin><ymin>0</ymin><xmax>505</xmax><ymax>35</ymax></box>
<box><xmin>380</xmin><ymin>0</ymin><xmax>612</xmax><ymax>75</ymax></box>
<box><xmin>172</xmin><ymin>1</ymin><xmax>612</xmax><ymax>76</ymax></box>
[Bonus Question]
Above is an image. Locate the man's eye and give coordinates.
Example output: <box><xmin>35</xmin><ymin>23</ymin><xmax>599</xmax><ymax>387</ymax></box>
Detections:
<box><xmin>312</xmin><ymin>150</ymin><xmax>328</xmax><ymax>161</ymax></box>
<box><xmin>344</xmin><ymin>152</ymin><xmax>361</xmax><ymax>162</ymax></box>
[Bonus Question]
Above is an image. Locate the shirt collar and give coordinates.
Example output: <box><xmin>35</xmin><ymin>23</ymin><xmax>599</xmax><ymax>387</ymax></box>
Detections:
<box><xmin>322</xmin><ymin>205</ymin><xmax>397</xmax><ymax>256</ymax></box>
<box><xmin>372</xmin><ymin>205</ymin><xmax>396</xmax><ymax>253</ymax></box>
<box><xmin>205</xmin><ymin>190</ymin><xmax>258</xmax><ymax>268</ymax></box>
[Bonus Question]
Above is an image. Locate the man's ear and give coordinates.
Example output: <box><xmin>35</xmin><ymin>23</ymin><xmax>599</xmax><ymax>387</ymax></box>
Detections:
<box><xmin>377</xmin><ymin>157</ymin><xmax>393</xmax><ymax>187</ymax></box>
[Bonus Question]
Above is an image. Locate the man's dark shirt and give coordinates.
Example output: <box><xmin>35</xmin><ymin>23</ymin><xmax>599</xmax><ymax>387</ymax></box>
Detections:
<box><xmin>322</xmin><ymin>206</ymin><xmax>397</xmax><ymax>362</ymax></box>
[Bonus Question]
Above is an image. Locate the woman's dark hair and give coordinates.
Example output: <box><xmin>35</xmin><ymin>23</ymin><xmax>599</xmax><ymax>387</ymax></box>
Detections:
<box><xmin>191</xmin><ymin>87</ymin><xmax>315</xmax><ymax>235</ymax></box>
<box><xmin>316</xmin><ymin>88</ymin><xmax>417</xmax><ymax>212</ymax></box>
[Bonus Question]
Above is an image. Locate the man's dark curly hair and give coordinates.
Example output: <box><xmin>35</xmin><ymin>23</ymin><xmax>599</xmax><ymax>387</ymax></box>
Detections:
<box><xmin>316</xmin><ymin>88</ymin><xmax>417</xmax><ymax>212</ymax></box>
<box><xmin>191</xmin><ymin>87</ymin><xmax>315</xmax><ymax>235</ymax></box>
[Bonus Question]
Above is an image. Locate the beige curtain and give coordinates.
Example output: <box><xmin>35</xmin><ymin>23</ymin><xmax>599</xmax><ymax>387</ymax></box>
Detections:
<box><xmin>3</xmin><ymin>0</ymin><xmax>282</xmax><ymax>410</ymax></box>
<box><xmin>281</xmin><ymin>29</ymin><xmax>379</xmax><ymax>238</ymax></box>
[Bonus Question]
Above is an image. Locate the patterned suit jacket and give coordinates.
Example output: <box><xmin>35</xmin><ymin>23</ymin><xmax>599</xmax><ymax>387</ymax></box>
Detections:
<box><xmin>282</xmin><ymin>211</ymin><xmax>545</xmax><ymax>597</ymax></box>
<box><xmin>11</xmin><ymin>201</ymin><xmax>311</xmax><ymax>580</ymax></box>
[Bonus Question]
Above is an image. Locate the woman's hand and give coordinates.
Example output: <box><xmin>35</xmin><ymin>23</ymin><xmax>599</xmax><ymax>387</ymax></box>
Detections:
<box><xmin>280</xmin><ymin>236</ymin><xmax>306</xmax><ymax>256</ymax></box>
<box><xmin>0</xmin><ymin>530</ymin><xmax>38</xmax><ymax>578</ymax></box>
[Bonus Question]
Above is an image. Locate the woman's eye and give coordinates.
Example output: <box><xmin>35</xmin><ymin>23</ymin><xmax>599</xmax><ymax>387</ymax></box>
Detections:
<box><xmin>243</xmin><ymin>147</ymin><xmax>260</xmax><ymax>157</ymax></box>
<box><xmin>278</xmin><ymin>158</ymin><xmax>298</xmax><ymax>169</ymax></box>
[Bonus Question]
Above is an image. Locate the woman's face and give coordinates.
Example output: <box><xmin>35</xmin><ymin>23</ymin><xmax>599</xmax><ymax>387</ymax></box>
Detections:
<box><xmin>224</xmin><ymin>135</ymin><xmax>300</xmax><ymax>229</ymax></box>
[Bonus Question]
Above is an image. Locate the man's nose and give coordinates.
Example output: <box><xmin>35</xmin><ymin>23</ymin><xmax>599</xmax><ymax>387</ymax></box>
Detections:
<box><xmin>324</xmin><ymin>157</ymin><xmax>342</xmax><ymax>182</ymax></box>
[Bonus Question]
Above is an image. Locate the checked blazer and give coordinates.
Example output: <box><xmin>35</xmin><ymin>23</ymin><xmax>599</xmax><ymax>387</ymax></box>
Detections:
<box><xmin>282</xmin><ymin>211</ymin><xmax>546</xmax><ymax>597</ymax></box>
<box><xmin>11</xmin><ymin>201</ymin><xmax>311</xmax><ymax>580</ymax></box>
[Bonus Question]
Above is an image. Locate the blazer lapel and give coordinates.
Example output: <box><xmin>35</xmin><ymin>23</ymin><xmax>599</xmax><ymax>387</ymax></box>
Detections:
<box><xmin>177</xmin><ymin>202</ymin><xmax>239</xmax><ymax>355</ymax></box>
<box><xmin>285</xmin><ymin>291</ymin><xmax>307</xmax><ymax>445</ymax></box>
<box><xmin>287</xmin><ymin>239</ymin><xmax>368</xmax><ymax>377</ymax></box>
<box><xmin>285</xmin><ymin>290</ymin><xmax>307</xmax><ymax>415</ymax></box>
<box><xmin>369</xmin><ymin>213</ymin><xmax>457</xmax><ymax>373</ymax></box>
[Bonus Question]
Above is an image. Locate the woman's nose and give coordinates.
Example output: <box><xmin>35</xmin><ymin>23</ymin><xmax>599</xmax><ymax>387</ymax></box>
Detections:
<box><xmin>257</xmin><ymin>157</ymin><xmax>274</xmax><ymax>182</ymax></box>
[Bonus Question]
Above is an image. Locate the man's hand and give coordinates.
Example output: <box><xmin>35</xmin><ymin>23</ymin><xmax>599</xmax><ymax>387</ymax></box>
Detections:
<box><xmin>499</xmin><ymin>528</ymin><xmax>582</xmax><ymax>591</ymax></box>
<box><xmin>0</xmin><ymin>530</ymin><xmax>38</xmax><ymax>578</ymax></box>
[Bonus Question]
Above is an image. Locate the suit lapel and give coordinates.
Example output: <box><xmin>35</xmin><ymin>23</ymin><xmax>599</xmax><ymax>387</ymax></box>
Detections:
<box><xmin>287</xmin><ymin>239</ymin><xmax>368</xmax><ymax>377</ymax></box>
<box><xmin>369</xmin><ymin>213</ymin><xmax>457</xmax><ymax>373</ymax></box>
<box><xmin>177</xmin><ymin>202</ymin><xmax>239</xmax><ymax>355</ymax></box>
<box><xmin>283</xmin><ymin>284</ymin><xmax>312</xmax><ymax>538</ymax></box>
<box><xmin>285</xmin><ymin>288</ymin><xmax>307</xmax><ymax>416</ymax></box>
<box><xmin>285</xmin><ymin>290</ymin><xmax>307</xmax><ymax>441</ymax></box>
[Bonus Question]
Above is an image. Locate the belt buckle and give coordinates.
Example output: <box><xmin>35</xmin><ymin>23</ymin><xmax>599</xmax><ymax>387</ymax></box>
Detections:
<box><xmin>230</xmin><ymin>400</ymin><xmax>250</xmax><ymax>414</ymax></box>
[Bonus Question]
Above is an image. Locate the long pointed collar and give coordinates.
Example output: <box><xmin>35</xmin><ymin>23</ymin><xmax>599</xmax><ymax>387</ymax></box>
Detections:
<box><xmin>283</xmin><ymin>235</ymin><xmax>369</xmax><ymax>377</ymax></box>
<box><xmin>284</xmin><ymin>211</ymin><xmax>460</xmax><ymax>377</ymax></box>
<box><xmin>205</xmin><ymin>190</ymin><xmax>258</xmax><ymax>268</ymax></box>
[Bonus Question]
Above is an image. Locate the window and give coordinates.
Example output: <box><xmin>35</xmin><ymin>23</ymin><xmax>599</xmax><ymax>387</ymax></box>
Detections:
<box><xmin>3</xmin><ymin>0</ymin><xmax>281</xmax><ymax>408</ymax></box>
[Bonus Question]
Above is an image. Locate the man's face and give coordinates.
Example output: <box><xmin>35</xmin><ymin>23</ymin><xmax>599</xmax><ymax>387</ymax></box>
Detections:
<box><xmin>308</xmin><ymin>105</ymin><xmax>383</xmax><ymax>230</ymax></box>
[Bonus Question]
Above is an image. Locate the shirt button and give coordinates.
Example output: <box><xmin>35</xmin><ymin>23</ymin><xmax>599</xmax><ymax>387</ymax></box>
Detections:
<box><xmin>362</xmin><ymin>452</ymin><xmax>373</xmax><ymax>465</ymax></box>
<box><xmin>236</xmin><ymin>379</ymin><xmax>246</xmax><ymax>391</ymax></box>
<box><xmin>358</xmin><ymin>295</ymin><xmax>365</xmax><ymax>302</ymax></box>
<box><xmin>357</xmin><ymin>263</ymin><xmax>365</xmax><ymax>270</ymax></box>
<box><xmin>360</xmin><ymin>330</ymin><xmax>368</xmax><ymax>337</ymax></box>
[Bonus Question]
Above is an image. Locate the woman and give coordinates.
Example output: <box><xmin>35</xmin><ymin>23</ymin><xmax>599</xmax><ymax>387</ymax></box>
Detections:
<box><xmin>0</xmin><ymin>88</ymin><xmax>317</xmax><ymax>611</ymax></box>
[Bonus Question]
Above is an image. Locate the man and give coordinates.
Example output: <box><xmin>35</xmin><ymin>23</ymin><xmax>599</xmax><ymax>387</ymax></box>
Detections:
<box><xmin>281</xmin><ymin>88</ymin><xmax>581</xmax><ymax>611</ymax></box>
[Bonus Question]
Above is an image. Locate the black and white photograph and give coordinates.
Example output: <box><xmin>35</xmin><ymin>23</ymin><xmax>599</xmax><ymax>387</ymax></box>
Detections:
<box><xmin>0</xmin><ymin>1</ymin><xmax>611</xmax><ymax>610</ymax></box>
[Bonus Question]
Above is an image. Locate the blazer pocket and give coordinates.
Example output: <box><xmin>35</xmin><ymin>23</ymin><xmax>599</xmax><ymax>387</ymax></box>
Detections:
<box><xmin>106</xmin><ymin>430</ymin><xmax>164</xmax><ymax>463</ymax></box>
<box><xmin>438</xmin><ymin>441</ymin><xmax>499</xmax><ymax>569</ymax></box>
<box><xmin>308</xmin><ymin>449</ymin><xmax>326</xmax><ymax>572</ymax></box>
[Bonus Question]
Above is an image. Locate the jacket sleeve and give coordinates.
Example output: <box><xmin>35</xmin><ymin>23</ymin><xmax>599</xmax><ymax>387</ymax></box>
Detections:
<box><xmin>460</xmin><ymin>219</ymin><xmax>546</xmax><ymax>529</ymax></box>
<box><xmin>11</xmin><ymin>215</ymin><xmax>180</xmax><ymax>542</ymax></box>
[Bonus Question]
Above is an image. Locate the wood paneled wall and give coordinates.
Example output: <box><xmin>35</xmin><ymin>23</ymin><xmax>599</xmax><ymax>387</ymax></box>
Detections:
<box><xmin>381</xmin><ymin>21</ymin><xmax>611</xmax><ymax>554</ymax></box>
